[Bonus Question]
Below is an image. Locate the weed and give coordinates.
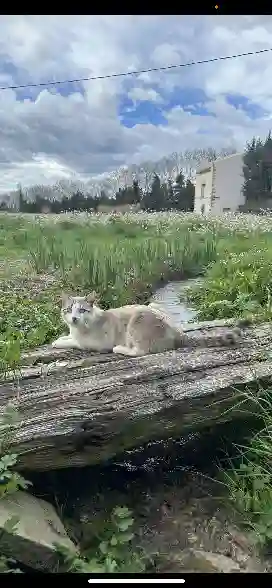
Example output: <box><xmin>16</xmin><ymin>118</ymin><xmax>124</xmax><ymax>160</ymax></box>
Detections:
<box><xmin>0</xmin><ymin>337</ymin><xmax>30</xmax><ymax>573</ymax></box>
<box><xmin>57</xmin><ymin>506</ymin><xmax>147</xmax><ymax>573</ymax></box>
<box><xmin>0</xmin><ymin>404</ymin><xmax>32</xmax><ymax>572</ymax></box>
<box><xmin>185</xmin><ymin>232</ymin><xmax>272</xmax><ymax>323</ymax></box>
<box><xmin>222</xmin><ymin>386</ymin><xmax>272</xmax><ymax>549</ymax></box>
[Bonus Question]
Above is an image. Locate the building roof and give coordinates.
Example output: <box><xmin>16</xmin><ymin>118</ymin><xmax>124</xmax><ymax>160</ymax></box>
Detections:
<box><xmin>214</xmin><ymin>151</ymin><xmax>243</xmax><ymax>163</ymax></box>
<box><xmin>196</xmin><ymin>152</ymin><xmax>243</xmax><ymax>174</ymax></box>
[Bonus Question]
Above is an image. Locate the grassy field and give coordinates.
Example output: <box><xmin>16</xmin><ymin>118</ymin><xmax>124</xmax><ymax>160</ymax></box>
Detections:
<box><xmin>1</xmin><ymin>209</ymin><xmax>272</xmax><ymax>551</ymax></box>
<box><xmin>2</xmin><ymin>209</ymin><xmax>272</xmax><ymax>349</ymax></box>
<box><xmin>0</xmin><ymin>210</ymin><xmax>220</xmax><ymax>351</ymax></box>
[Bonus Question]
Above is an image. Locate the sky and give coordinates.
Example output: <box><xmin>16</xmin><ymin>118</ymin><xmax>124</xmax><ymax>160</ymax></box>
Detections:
<box><xmin>0</xmin><ymin>15</ymin><xmax>272</xmax><ymax>193</ymax></box>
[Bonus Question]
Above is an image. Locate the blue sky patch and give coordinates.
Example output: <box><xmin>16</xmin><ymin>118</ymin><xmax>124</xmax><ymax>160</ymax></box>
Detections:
<box><xmin>161</xmin><ymin>86</ymin><xmax>211</xmax><ymax>116</ymax></box>
<box><xmin>119</xmin><ymin>95</ymin><xmax>168</xmax><ymax>127</ymax></box>
<box><xmin>226</xmin><ymin>94</ymin><xmax>266</xmax><ymax>119</ymax></box>
<box><xmin>119</xmin><ymin>85</ymin><xmax>214</xmax><ymax>127</ymax></box>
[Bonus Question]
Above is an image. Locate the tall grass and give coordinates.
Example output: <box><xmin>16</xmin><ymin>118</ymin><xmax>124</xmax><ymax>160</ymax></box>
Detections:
<box><xmin>223</xmin><ymin>387</ymin><xmax>272</xmax><ymax>548</ymax></box>
<box><xmin>0</xmin><ymin>212</ymin><xmax>219</xmax><ymax>348</ymax></box>
<box><xmin>2</xmin><ymin>210</ymin><xmax>272</xmax><ymax>347</ymax></box>
<box><xmin>185</xmin><ymin>231</ymin><xmax>272</xmax><ymax>323</ymax></box>
<box><xmin>2</xmin><ymin>210</ymin><xmax>272</xmax><ymax>548</ymax></box>
<box><xmin>28</xmin><ymin>227</ymin><xmax>218</xmax><ymax>300</ymax></box>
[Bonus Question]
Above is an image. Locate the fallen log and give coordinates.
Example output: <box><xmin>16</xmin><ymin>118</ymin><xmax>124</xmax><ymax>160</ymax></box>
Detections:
<box><xmin>0</xmin><ymin>321</ymin><xmax>272</xmax><ymax>472</ymax></box>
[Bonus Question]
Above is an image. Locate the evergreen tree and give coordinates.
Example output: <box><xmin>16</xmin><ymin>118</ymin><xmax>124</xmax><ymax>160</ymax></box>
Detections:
<box><xmin>163</xmin><ymin>178</ymin><xmax>176</xmax><ymax>209</ymax></box>
<box><xmin>182</xmin><ymin>178</ymin><xmax>195</xmax><ymax>211</ymax></box>
<box><xmin>131</xmin><ymin>179</ymin><xmax>142</xmax><ymax>204</ymax></box>
<box><xmin>243</xmin><ymin>136</ymin><xmax>264</xmax><ymax>206</ymax></box>
<box><xmin>51</xmin><ymin>198</ymin><xmax>62</xmax><ymax>214</ymax></box>
<box><xmin>18</xmin><ymin>184</ymin><xmax>25</xmax><ymax>212</ymax></box>
<box><xmin>146</xmin><ymin>174</ymin><xmax>166</xmax><ymax>210</ymax></box>
<box><xmin>120</xmin><ymin>186</ymin><xmax>134</xmax><ymax>205</ymax></box>
<box><xmin>99</xmin><ymin>190</ymin><xmax>109</xmax><ymax>206</ymax></box>
<box><xmin>262</xmin><ymin>131</ymin><xmax>272</xmax><ymax>195</ymax></box>
<box><xmin>173</xmin><ymin>172</ymin><xmax>185</xmax><ymax>210</ymax></box>
<box><xmin>113</xmin><ymin>181</ymin><xmax>142</xmax><ymax>206</ymax></box>
<box><xmin>69</xmin><ymin>190</ymin><xmax>86</xmax><ymax>211</ymax></box>
<box><xmin>85</xmin><ymin>192</ymin><xmax>97</xmax><ymax>211</ymax></box>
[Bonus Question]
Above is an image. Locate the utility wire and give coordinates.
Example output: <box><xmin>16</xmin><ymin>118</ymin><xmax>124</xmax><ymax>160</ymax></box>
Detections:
<box><xmin>0</xmin><ymin>47</ymin><xmax>271</xmax><ymax>91</ymax></box>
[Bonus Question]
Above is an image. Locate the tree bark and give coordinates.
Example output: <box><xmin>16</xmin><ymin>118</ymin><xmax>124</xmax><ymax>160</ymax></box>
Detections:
<box><xmin>0</xmin><ymin>321</ymin><xmax>271</xmax><ymax>472</ymax></box>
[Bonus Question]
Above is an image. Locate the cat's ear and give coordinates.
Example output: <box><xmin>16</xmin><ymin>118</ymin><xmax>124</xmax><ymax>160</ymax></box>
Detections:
<box><xmin>61</xmin><ymin>292</ymin><xmax>72</xmax><ymax>307</ymax></box>
<box><xmin>86</xmin><ymin>291</ymin><xmax>98</xmax><ymax>305</ymax></box>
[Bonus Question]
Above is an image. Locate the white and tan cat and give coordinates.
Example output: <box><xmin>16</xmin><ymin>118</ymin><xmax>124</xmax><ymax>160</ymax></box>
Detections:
<box><xmin>51</xmin><ymin>292</ymin><xmax>241</xmax><ymax>357</ymax></box>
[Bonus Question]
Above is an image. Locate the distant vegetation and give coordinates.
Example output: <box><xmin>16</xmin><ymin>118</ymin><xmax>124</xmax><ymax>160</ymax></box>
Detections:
<box><xmin>241</xmin><ymin>131</ymin><xmax>272</xmax><ymax>212</ymax></box>
<box><xmin>0</xmin><ymin>146</ymin><xmax>237</xmax><ymax>214</ymax></box>
<box><xmin>7</xmin><ymin>172</ymin><xmax>195</xmax><ymax>214</ymax></box>
<box><xmin>1</xmin><ymin>132</ymin><xmax>272</xmax><ymax>215</ymax></box>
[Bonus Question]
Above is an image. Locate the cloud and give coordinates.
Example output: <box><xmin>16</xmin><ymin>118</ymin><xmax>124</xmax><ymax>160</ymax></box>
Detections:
<box><xmin>128</xmin><ymin>86</ymin><xmax>163</xmax><ymax>103</ymax></box>
<box><xmin>0</xmin><ymin>15</ymin><xmax>271</xmax><ymax>192</ymax></box>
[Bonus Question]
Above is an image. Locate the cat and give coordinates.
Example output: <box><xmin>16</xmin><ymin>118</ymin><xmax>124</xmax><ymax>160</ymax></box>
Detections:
<box><xmin>51</xmin><ymin>292</ymin><xmax>242</xmax><ymax>357</ymax></box>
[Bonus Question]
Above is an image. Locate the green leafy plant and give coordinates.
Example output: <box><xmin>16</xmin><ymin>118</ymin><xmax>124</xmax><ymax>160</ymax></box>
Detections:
<box><xmin>0</xmin><ymin>404</ymin><xmax>31</xmax><ymax>572</ymax></box>
<box><xmin>185</xmin><ymin>234</ymin><xmax>272</xmax><ymax>323</ymax></box>
<box><xmin>57</xmin><ymin>506</ymin><xmax>147</xmax><ymax>573</ymax></box>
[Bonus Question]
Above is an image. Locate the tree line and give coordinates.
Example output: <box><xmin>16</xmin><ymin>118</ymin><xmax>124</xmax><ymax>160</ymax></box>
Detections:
<box><xmin>242</xmin><ymin>131</ymin><xmax>272</xmax><ymax>211</ymax></box>
<box><xmin>4</xmin><ymin>136</ymin><xmax>272</xmax><ymax>215</ymax></box>
<box><xmin>0</xmin><ymin>171</ymin><xmax>195</xmax><ymax>213</ymax></box>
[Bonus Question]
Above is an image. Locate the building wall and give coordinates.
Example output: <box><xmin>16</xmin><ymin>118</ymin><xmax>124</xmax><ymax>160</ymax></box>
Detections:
<box><xmin>194</xmin><ymin>160</ymin><xmax>213</xmax><ymax>214</ymax></box>
<box><xmin>194</xmin><ymin>153</ymin><xmax>245</xmax><ymax>215</ymax></box>
<box><xmin>211</xmin><ymin>153</ymin><xmax>245</xmax><ymax>214</ymax></box>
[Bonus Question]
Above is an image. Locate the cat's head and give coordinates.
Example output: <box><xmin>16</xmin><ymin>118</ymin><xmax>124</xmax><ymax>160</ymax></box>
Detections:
<box><xmin>61</xmin><ymin>291</ymin><xmax>100</xmax><ymax>329</ymax></box>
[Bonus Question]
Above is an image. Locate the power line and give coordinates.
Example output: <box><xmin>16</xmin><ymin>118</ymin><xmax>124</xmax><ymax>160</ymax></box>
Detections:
<box><xmin>0</xmin><ymin>47</ymin><xmax>272</xmax><ymax>92</ymax></box>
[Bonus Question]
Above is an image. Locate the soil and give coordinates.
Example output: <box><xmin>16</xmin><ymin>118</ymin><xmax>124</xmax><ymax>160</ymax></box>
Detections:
<box><xmin>135</xmin><ymin>474</ymin><xmax>269</xmax><ymax>573</ymax></box>
<box><xmin>29</xmin><ymin>427</ymin><xmax>272</xmax><ymax>574</ymax></box>
<box><xmin>63</xmin><ymin>471</ymin><xmax>270</xmax><ymax>573</ymax></box>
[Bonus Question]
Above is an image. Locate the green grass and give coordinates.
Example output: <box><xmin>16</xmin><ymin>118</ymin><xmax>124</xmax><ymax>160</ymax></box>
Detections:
<box><xmin>184</xmin><ymin>230</ymin><xmax>272</xmax><ymax>323</ymax></box>
<box><xmin>2</xmin><ymin>210</ymin><xmax>272</xmax><ymax>551</ymax></box>
<box><xmin>1</xmin><ymin>209</ymin><xmax>272</xmax><ymax>348</ymax></box>
<box><xmin>222</xmin><ymin>387</ymin><xmax>272</xmax><ymax>549</ymax></box>
<box><xmin>0</xmin><ymin>211</ymin><xmax>219</xmax><ymax>349</ymax></box>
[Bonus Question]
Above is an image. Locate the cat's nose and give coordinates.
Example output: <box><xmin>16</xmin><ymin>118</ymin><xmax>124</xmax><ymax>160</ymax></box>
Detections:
<box><xmin>72</xmin><ymin>317</ymin><xmax>78</xmax><ymax>323</ymax></box>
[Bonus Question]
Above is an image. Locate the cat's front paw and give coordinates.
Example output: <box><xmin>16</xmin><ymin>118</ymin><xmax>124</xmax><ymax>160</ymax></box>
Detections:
<box><xmin>51</xmin><ymin>336</ymin><xmax>78</xmax><ymax>349</ymax></box>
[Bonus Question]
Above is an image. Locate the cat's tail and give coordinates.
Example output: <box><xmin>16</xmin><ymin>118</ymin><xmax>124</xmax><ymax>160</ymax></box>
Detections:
<box><xmin>148</xmin><ymin>303</ymin><xmax>245</xmax><ymax>347</ymax></box>
<box><xmin>183</xmin><ymin>326</ymin><xmax>242</xmax><ymax>348</ymax></box>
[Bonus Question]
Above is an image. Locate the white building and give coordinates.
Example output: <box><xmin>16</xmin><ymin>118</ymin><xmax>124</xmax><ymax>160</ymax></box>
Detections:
<box><xmin>194</xmin><ymin>152</ymin><xmax>245</xmax><ymax>215</ymax></box>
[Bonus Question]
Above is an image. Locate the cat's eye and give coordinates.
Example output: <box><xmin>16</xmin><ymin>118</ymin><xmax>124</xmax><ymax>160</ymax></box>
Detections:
<box><xmin>63</xmin><ymin>306</ymin><xmax>72</xmax><ymax>313</ymax></box>
<box><xmin>79</xmin><ymin>308</ymin><xmax>87</xmax><ymax>313</ymax></box>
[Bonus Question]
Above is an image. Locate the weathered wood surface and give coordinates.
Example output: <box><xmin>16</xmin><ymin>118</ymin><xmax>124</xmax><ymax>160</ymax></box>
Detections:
<box><xmin>1</xmin><ymin>320</ymin><xmax>272</xmax><ymax>472</ymax></box>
